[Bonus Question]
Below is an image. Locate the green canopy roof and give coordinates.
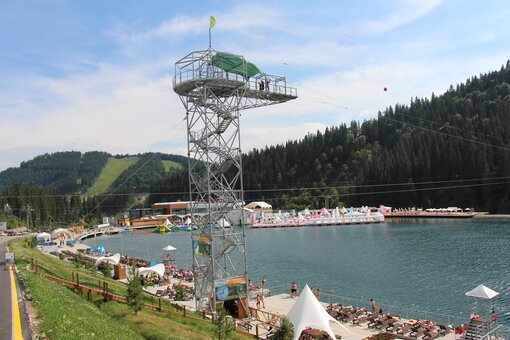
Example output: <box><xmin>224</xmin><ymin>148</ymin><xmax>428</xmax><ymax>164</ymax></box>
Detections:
<box><xmin>212</xmin><ymin>52</ymin><xmax>261</xmax><ymax>78</ymax></box>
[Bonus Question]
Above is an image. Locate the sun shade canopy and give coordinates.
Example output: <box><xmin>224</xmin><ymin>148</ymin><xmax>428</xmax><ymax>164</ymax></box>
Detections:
<box><xmin>138</xmin><ymin>263</ymin><xmax>165</xmax><ymax>277</ymax></box>
<box><xmin>465</xmin><ymin>284</ymin><xmax>499</xmax><ymax>299</ymax></box>
<box><xmin>212</xmin><ymin>52</ymin><xmax>261</xmax><ymax>78</ymax></box>
<box><xmin>95</xmin><ymin>253</ymin><xmax>121</xmax><ymax>267</ymax></box>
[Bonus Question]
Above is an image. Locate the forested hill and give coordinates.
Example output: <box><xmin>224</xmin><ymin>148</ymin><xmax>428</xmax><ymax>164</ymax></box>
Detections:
<box><xmin>150</xmin><ymin>61</ymin><xmax>510</xmax><ymax>213</ymax></box>
<box><xmin>0</xmin><ymin>151</ymin><xmax>187</xmax><ymax>195</ymax></box>
<box><xmin>0</xmin><ymin>151</ymin><xmax>109</xmax><ymax>194</ymax></box>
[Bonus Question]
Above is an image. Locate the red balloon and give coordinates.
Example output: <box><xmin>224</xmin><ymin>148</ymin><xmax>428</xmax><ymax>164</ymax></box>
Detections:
<box><xmin>383</xmin><ymin>87</ymin><xmax>388</xmax><ymax>92</ymax></box>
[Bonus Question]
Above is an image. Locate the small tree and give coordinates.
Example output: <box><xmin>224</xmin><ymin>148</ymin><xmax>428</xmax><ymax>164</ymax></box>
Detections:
<box><xmin>213</xmin><ymin>308</ymin><xmax>235</xmax><ymax>340</ymax></box>
<box><xmin>126</xmin><ymin>268</ymin><xmax>143</xmax><ymax>315</ymax></box>
<box><xmin>74</xmin><ymin>252</ymin><xmax>82</xmax><ymax>268</ymax></box>
<box><xmin>102</xmin><ymin>262</ymin><xmax>111</xmax><ymax>279</ymax></box>
<box><xmin>273</xmin><ymin>317</ymin><xmax>294</xmax><ymax>340</ymax></box>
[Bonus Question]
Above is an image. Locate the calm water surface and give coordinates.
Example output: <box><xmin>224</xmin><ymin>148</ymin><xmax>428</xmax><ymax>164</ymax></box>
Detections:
<box><xmin>84</xmin><ymin>218</ymin><xmax>510</xmax><ymax>328</ymax></box>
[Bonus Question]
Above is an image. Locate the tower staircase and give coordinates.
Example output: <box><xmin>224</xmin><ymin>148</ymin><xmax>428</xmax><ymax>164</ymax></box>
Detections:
<box><xmin>463</xmin><ymin>317</ymin><xmax>500</xmax><ymax>340</ymax></box>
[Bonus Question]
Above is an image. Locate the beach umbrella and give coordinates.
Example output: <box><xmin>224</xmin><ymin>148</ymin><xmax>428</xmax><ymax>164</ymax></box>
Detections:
<box><xmin>162</xmin><ymin>245</ymin><xmax>176</xmax><ymax>251</ymax></box>
<box><xmin>466</xmin><ymin>284</ymin><xmax>499</xmax><ymax>299</ymax></box>
<box><xmin>465</xmin><ymin>284</ymin><xmax>499</xmax><ymax>315</ymax></box>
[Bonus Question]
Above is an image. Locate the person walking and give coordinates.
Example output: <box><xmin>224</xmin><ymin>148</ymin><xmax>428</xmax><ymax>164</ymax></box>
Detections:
<box><xmin>259</xmin><ymin>279</ymin><xmax>266</xmax><ymax>307</ymax></box>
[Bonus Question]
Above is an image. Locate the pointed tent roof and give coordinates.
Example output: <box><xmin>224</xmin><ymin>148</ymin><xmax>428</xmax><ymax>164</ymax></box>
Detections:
<box><xmin>287</xmin><ymin>284</ymin><xmax>337</xmax><ymax>340</ymax></box>
<box><xmin>36</xmin><ymin>232</ymin><xmax>51</xmax><ymax>240</ymax></box>
<box><xmin>465</xmin><ymin>284</ymin><xmax>499</xmax><ymax>299</ymax></box>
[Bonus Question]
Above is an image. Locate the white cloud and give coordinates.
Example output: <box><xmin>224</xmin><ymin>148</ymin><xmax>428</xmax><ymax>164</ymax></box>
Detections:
<box><xmin>108</xmin><ymin>16</ymin><xmax>206</xmax><ymax>44</ymax></box>
<box><xmin>0</xmin><ymin>62</ymin><xmax>188</xmax><ymax>166</ymax></box>
<box><xmin>108</xmin><ymin>4</ymin><xmax>283</xmax><ymax>44</ymax></box>
<box><xmin>359</xmin><ymin>0</ymin><xmax>444</xmax><ymax>34</ymax></box>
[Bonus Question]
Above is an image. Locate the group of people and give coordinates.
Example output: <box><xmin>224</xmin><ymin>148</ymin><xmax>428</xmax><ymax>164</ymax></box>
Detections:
<box><xmin>258</xmin><ymin>78</ymin><xmax>271</xmax><ymax>91</ymax></box>
<box><xmin>249</xmin><ymin>278</ymin><xmax>267</xmax><ymax>309</ymax></box>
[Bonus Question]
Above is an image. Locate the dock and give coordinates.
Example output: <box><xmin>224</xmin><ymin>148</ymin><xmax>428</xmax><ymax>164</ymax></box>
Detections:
<box><xmin>143</xmin><ymin>287</ymin><xmax>458</xmax><ymax>340</ymax></box>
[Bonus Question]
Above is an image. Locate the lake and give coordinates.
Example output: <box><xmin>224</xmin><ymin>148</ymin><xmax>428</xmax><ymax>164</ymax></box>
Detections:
<box><xmin>83</xmin><ymin>217</ymin><xmax>510</xmax><ymax>331</ymax></box>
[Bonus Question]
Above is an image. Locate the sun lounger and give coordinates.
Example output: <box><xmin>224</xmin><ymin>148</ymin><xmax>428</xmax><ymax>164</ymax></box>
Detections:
<box><xmin>422</xmin><ymin>331</ymin><xmax>439</xmax><ymax>340</ymax></box>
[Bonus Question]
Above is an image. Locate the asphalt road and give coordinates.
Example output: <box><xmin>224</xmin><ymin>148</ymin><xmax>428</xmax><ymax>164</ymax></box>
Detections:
<box><xmin>0</xmin><ymin>237</ymin><xmax>31</xmax><ymax>339</ymax></box>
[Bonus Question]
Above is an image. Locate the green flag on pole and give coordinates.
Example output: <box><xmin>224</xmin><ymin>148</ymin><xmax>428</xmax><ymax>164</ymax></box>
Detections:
<box><xmin>210</xmin><ymin>16</ymin><xmax>216</xmax><ymax>28</ymax></box>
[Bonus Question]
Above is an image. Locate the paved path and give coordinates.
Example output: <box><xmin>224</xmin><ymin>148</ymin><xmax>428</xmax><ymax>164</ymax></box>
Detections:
<box><xmin>0</xmin><ymin>237</ymin><xmax>31</xmax><ymax>340</ymax></box>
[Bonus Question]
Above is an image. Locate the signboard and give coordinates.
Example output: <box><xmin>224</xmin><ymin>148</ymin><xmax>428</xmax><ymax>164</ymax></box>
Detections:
<box><xmin>215</xmin><ymin>275</ymin><xmax>247</xmax><ymax>301</ymax></box>
<box><xmin>192</xmin><ymin>236</ymin><xmax>212</xmax><ymax>256</ymax></box>
<box><xmin>0</xmin><ymin>222</ymin><xmax>6</xmax><ymax>230</ymax></box>
<box><xmin>5</xmin><ymin>253</ymin><xmax>14</xmax><ymax>269</ymax></box>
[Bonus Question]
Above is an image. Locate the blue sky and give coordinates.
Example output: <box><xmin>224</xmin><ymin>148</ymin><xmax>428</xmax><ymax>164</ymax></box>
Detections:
<box><xmin>1</xmin><ymin>0</ymin><xmax>510</xmax><ymax>170</ymax></box>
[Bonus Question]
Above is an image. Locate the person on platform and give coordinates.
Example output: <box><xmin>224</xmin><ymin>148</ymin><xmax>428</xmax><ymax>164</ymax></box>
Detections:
<box><xmin>370</xmin><ymin>298</ymin><xmax>377</xmax><ymax>313</ymax></box>
<box><xmin>290</xmin><ymin>282</ymin><xmax>298</xmax><ymax>298</ymax></box>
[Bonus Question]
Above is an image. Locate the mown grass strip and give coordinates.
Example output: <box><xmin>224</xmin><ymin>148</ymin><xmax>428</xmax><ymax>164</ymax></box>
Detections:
<box><xmin>161</xmin><ymin>160</ymin><xmax>182</xmax><ymax>173</ymax></box>
<box><xmin>85</xmin><ymin>158</ymin><xmax>138</xmax><ymax>196</ymax></box>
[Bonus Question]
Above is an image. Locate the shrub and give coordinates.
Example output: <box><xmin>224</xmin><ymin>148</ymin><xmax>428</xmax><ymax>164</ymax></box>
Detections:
<box><xmin>174</xmin><ymin>284</ymin><xmax>186</xmax><ymax>301</ymax></box>
<box><xmin>273</xmin><ymin>317</ymin><xmax>294</xmax><ymax>340</ymax></box>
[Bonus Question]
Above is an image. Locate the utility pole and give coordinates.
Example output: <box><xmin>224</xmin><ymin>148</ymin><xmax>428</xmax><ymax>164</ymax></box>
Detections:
<box><xmin>21</xmin><ymin>204</ymin><xmax>34</xmax><ymax>232</ymax></box>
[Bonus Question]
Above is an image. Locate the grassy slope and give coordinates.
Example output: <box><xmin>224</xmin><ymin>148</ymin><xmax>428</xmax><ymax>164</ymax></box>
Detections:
<box><xmin>11</xmin><ymin>239</ymin><xmax>250</xmax><ymax>340</ymax></box>
<box><xmin>85</xmin><ymin>158</ymin><xmax>138</xmax><ymax>196</ymax></box>
<box><xmin>22</xmin><ymin>272</ymin><xmax>143</xmax><ymax>340</ymax></box>
<box><xmin>162</xmin><ymin>160</ymin><xmax>182</xmax><ymax>173</ymax></box>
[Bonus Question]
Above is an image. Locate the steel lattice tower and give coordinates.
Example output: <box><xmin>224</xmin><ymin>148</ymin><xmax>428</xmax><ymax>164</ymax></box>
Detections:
<box><xmin>173</xmin><ymin>48</ymin><xmax>297</xmax><ymax>313</ymax></box>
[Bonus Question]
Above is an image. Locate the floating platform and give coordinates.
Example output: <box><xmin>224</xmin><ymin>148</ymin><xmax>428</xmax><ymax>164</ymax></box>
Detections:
<box><xmin>385</xmin><ymin>212</ymin><xmax>488</xmax><ymax>219</ymax></box>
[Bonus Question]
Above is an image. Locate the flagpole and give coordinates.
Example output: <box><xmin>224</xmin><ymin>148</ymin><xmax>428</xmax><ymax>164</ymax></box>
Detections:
<box><xmin>209</xmin><ymin>16</ymin><xmax>215</xmax><ymax>49</ymax></box>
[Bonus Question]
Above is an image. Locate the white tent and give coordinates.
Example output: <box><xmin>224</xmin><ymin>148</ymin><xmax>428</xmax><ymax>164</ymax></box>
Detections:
<box><xmin>36</xmin><ymin>232</ymin><xmax>51</xmax><ymax>242</ymax></box>
<box><xmin>164</xmin><ymin>218</ymin><xmax>172</xmax><ymax>227</ymax></box>
<box><xmin>138</xmin><ymin>263</ymin><xmax>165</xmax><ymax>277</ymax></box>
<box><xmin>245</xmin><ymin>201</ymin><xmax>272</xmax><ymax>210</ymax></box>
<box><xmin>465</xmin><ymin>284</ymin><xmax>499</xmax><ymax>299</ymax></box>
<box><xmin>51</xmin><ymin>228</ymin><xmax>74</xmax><ymax>240</ymax></box>
<box><xmin>95</xmin><ymin>253</ymin><xmax>121</xmax><ymax>267</ymax></box>
<box><xmin>162</xmin><ymin>245</ymin><xmax>176</xmax><ymax>251</ymax></box>
<box><xmin>217</xmin><ymin>217</ymin><xmax>231</xmax><ymax>228</ymax></box>
<box><xmin>287</xmin><ymin>284</ymin><xmax>349</xmax><ymax>340</ymax></box>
